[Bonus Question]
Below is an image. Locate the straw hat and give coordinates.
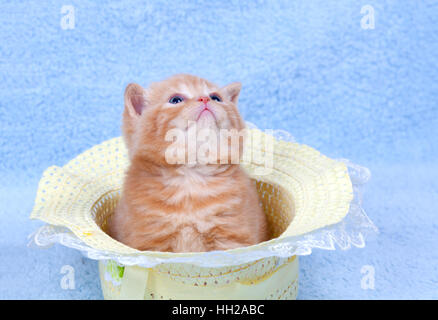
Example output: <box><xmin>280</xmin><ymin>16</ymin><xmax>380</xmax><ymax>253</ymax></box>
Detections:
<box><xmin>30</xmin><ymin>126</ymin><xmax>353</xmax><ymax>262</ymax></box>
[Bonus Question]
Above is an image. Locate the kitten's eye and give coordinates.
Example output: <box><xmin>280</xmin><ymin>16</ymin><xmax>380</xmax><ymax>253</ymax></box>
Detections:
<box><xmin>169</xmin><ymin>95</ymin><xmax>184</xmax><ymax>104</ymax></box>
<box><xmin>209</xmin><ymin>94</ymin><xmax>222</xmax><ymax>102</ymax></box>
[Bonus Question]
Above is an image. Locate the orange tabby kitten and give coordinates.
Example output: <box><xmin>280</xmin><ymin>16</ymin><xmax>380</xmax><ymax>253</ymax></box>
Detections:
<box><xmin>107</xmin><ymin>74</ymin><xmax>269</xmax><ymax>252</ymax></box>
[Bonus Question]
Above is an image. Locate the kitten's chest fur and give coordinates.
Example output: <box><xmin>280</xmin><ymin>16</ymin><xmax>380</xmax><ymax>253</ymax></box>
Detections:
<box><xmin>109</xmin><ymin>164</ymin><xmax>268</xmax><ymax>252</ymax></box>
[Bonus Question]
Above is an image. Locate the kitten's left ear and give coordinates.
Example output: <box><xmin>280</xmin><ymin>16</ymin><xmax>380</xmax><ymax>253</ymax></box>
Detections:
<box><xmin>124</xmin><ymin>83</ymin><xmax>147</xmax><ymax>117</ymax></box>
<box><xmin>221</xmin><ymin>82</ymin><xmax>241</xmax><ymax>104</ymax></box>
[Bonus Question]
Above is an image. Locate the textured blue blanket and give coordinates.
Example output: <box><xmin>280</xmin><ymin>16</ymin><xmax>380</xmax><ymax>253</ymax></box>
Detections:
<box><xmin>0</xmin><ymin>0</ymin><xmax>437</xmax><ymax>299</ymax></box>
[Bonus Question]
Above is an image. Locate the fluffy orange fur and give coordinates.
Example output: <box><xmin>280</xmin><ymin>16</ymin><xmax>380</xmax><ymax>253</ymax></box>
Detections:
<box><xmin>107</xmin><ymin>74</ymin><xmax>269</xmax><ymax>252</ymax></box>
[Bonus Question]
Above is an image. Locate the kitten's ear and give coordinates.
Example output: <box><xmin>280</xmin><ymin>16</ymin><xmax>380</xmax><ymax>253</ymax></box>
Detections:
<box><xmin>124</xmin><ymin>83</ymin><xmax>147</xmax><ymax>117</ymax></box>
<box><xmin>221</xmin><ymin>82</ymin><xmax>241</xmax><ymax>104</ymax></box>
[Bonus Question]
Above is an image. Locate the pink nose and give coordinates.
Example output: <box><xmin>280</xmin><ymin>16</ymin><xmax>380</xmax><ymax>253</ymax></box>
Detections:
<box><xmin>198</xmin><ymin>96</ymin><xmax>210</xmax><ymax>104</ymax></box>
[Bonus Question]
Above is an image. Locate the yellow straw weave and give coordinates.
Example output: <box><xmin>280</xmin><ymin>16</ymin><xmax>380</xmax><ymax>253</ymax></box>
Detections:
<box><xmin>30</xmin><ymin>127</ymin><xmax>353</xmax><ymax>258</ymax></box>
<box><xmin>29</xmin><ymin>127</ymin><xmax>353</xmax><ymax>299</ymax></box>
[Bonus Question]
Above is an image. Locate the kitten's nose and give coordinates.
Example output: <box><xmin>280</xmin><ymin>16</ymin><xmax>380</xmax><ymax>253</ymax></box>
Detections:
<box><xmin>197</xmin><ymin>96</ymin><xmax>210</xmax><ymax>104</ymax></box>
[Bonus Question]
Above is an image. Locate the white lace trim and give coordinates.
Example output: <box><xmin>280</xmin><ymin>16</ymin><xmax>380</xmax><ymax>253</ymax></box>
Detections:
<box><xmin>28</xmin><ymin>127</ymin><xmax>377</xmax><ymax>268</ymax></box>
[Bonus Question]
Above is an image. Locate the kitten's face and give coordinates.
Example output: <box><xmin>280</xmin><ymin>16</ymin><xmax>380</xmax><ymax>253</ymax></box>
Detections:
<box><xmin>123</xmin><ymin>74</ymin><xmax>245</xmax><ymax>166</ymax></box>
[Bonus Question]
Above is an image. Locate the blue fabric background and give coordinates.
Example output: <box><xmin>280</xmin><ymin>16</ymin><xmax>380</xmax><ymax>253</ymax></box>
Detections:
<box><xmin>0</xmin><ymin>0</ymin><xmax>437</xmax><ymax>299</ymax></box>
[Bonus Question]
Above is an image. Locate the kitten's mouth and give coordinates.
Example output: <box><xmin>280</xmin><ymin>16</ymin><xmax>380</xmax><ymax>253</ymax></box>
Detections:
<box><xmin>196</xmin><ymin>107</ymin><xmax>216</xmax><ymax>122</ymax></box>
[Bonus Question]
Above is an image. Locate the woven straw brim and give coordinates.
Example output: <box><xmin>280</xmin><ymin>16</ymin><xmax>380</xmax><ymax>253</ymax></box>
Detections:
<box><xmin>30</xmin><ymin>128</ymin><xmax>353</xmax><ymax>258</ymax></box>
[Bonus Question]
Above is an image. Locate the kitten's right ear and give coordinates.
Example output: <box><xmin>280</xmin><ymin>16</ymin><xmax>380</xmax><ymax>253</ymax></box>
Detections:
<box><xmin>124</xmin><ymin>83</ymin><xmax>146</xmax><ymax>117</ymax></box>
